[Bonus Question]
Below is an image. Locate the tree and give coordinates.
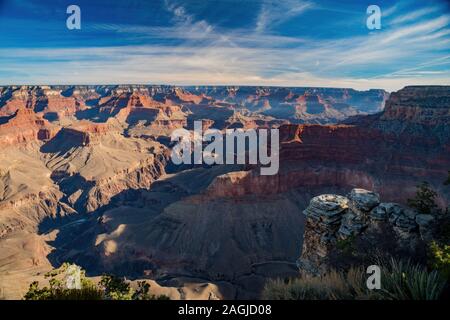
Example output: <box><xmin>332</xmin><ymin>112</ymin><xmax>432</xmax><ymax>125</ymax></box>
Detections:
<box><xmin>99</xmin><ymin>275</ymin><xmax>133</xmax><ymax>300</ymax></box>
<box><xmin>132</xmin><ymin>281</ymin><xmax>151</xmax><ymax>300</ymax></box>
<box><xmin>23</xmin><ymin>281</ymin><xmax>52</xmax><ymax>300</ymax></box>
<box><xmin>131</xmin><ymin>281</ymin><xmax>170</xmax><ymax>300</ymax></box>
<box><xmin>407</xmin><ymin>182</ymin><xmax>439</xmax><ymax>214</ymax></box>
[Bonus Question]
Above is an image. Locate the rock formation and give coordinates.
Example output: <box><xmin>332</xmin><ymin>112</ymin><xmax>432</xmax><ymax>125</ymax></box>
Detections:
<box><xmin>0</xmin><ymin>108</ymin><xmax>59</xmax><ymax>147</ymax></box>
<box><xmin>297</xmin><ymin>188</ymin><xmax>438</xmax><ymax>275</ymax></box>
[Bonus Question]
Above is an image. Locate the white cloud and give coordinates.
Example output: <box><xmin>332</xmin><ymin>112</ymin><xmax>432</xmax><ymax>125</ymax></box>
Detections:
<box><xmin>256</xmin><ymin>0</ymin><xmax>312</xmax><ymax>32</ymax></box>
<box><xmin>1</xmin><ymin>42</ymin><xmax>449</xmax><ymax>91</ymax></box>
<box><xmin>390</xmin><ymin>6</ymin><xmax>440</xmax><ymax>24</ymax></box>
<box><xmin>1</xmin><ymin>1</ymin><xmax>449</xmax><ymax>92</ymax></box>
<box><xmin>381</xmin><ymin>14</ymin><xmax>450</xmax><ymax>43</ymax></box>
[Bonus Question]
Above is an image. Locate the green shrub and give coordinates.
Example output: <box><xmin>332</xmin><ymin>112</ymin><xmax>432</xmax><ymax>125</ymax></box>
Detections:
<box><xmin>407</xmin><ymin>182</ymin><xmax>439</xmax><ymax>214</ymax></box>
<box><xmin>429</xmin><ymin>241</ymin><xmax>450</xmax><ymax>280</ymax></box>
<box><xmin>131</xmin><ymin>281</ymin><xmax>170</xmax><ymax>300</ymax></box>
<box><xmin>99</xmin><ymin>275</ymin><xmax>133</xmax><ymax>300</ymax></box>
<box><xmin>336</xmin><ymin>235</ymin><xmax>357</xmax><ymax>256</ymax></box>
<box><xmin>24</xmin><ymin>264</ymin><xmax>104</xmax><ymax>300</ymax></box>
<box><xmin>24</xmin><ymin>263</ymin><xmax>171</xmax><ymax>300</ymax></box>
<box><xmin>435</xmin><ymin>212</ymin><xmax>450</xmax><ymax>243</ymax></box>
<box><xmin>24</xmin><ymin>281</ymin><xmax>103</xmax><ymax>300</ymax></box>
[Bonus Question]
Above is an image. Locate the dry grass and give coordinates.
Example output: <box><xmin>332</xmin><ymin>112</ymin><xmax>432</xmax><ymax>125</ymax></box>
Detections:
<box><xmin>263</xmin><ymin>258</ymin><xmax>447</xmax><ymax>300</ymax></box>
<box><xmin>263</xmin><ymin>266</ymin><xmax>379</xmax><ymax>300</ymax></box>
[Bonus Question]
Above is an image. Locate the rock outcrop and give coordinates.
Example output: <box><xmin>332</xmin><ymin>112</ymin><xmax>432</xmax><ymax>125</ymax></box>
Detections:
<box><xmin>297</xmin><ymin>188</ymin><xmax>438</xmax><ymax>275</ymax></box>
<box><xmin>0</xmin><ymin>108</ymin><xmax>59</xmax><ymax>147</ymax></box>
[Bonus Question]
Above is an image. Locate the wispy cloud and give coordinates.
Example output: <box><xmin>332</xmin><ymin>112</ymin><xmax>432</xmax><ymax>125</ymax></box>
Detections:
<box><xmin>382</xmin><ymin>14</ymin><xmax>449</xmax><ymax>43</ymax></box>
<box><xmin>164</xmin><ymin>0</ymin><xmax>215</xmax><ymax>39</ymax></box>
<box><xmin>390</xmin><ymin>6</ymin><xmax>440</xmax><ymax>24</ymax></box>
<box><xmin>0</xmin><ymin>0</ymin><xmax>449</xmax><ymax>91</ymax></box>
<box><xmin>256</xmin><ymin>0</ymin><xmax>313</xmax><ymax>32</ymax></box>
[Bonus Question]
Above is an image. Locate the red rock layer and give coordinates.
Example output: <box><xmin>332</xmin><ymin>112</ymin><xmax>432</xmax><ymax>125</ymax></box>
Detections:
<box><xmin>0</xmin><ymin>88</ymin><xmax>86</xmax><ymax>119</ymax></box>
<box><xmin>202</xmin><ymin>116</ymin><xmax>449</xmax><ymax>207</ymax></box>
<box><xmin>0</xmin><ymin>108</ymin><xmax>59</xmax><ymax>147</ymax></box>
<box><xmin>41</xmin><ymin>95</ymin><xmax>86</xmax><ymax>119</ymax></box>
<box><xmin>98</xmin><ymin>92</ymin><xmax>187</xmax><ymax>128</ymax></box>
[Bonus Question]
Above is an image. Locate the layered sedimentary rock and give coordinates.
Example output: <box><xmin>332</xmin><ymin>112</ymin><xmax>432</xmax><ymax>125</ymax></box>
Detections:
<box><xmin>0</xmin><ymin>86</ymin><xmax>86</xmax><ymax>120</ymax></box>
<box><xmin>381</xmin><ymin>86</ymin><xmax>450</xmax><ymax>124</ymax></box>
<box><xmin>277</xmin><ymin>86</ymin><xmax>450</xmax><ymax>207</ymax></box>
<box><xmin>345</xmin><ymin>86</ymin><xmax>450</xmax><ymax>142</ymax></box>
<box><xmin>190</xmin><ymin>87</ymin><xmax>449</xmax><ymax>207</ymax></box>
<box><xmin>0</xmin><ymin>142</ymin><xmax>77</xmax><ymax>240</ymax></box>
<box><xmin>0</xmin><ymin>85</ymin><xmax>388</xmax><ymax>127</ymax></box>
<box><xmin>189</xmin><ymin>86</ymin><xmax>388</xmax><ymax>115</ymax></box>
<box><xmin>298</xmin><ymin>188</ymin><xmax>438</xmax><ymax>275</ymax></box>
<box><xmin>0</xmin><ymin>108</ymin><xmax>59</xmax><ymax>147</ymax></box>
<box><xmin>41</xmin><ymin>121</ymin><xmax>168</xmax><ymax>213</ymax></box>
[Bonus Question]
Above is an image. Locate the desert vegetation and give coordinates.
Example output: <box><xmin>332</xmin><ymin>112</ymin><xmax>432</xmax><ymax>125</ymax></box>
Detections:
<box><xmin>23</xmin><ymin>263</ymin><xmax>169</xmax><ymax>300</ymax></box>
<box><xmin>407</xmin><ymin>182</ymin><xmax>440</xmax><ymax>215</ymax></box>
<box><xmin>263</xmin><ymin>257</ymin><xmax>446</xmax><ymax>300</ymax></box>
<box><xmin>407</xmin><ymin>178</ymin><xmax>450</xmax><ymax>281</ymax></box>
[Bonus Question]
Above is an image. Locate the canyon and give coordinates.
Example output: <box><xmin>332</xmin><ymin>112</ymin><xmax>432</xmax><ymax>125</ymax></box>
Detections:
<box><xmin>0</xmin><ymin>85</ymin><xmax>448</xmax><ymax>299</ymax></box>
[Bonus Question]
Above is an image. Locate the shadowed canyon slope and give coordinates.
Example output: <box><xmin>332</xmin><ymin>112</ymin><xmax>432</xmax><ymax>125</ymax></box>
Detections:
<box><xmin>0</xmin><ymin>85</ymin><xmax>448</xmax><ymax>299</ymax></box>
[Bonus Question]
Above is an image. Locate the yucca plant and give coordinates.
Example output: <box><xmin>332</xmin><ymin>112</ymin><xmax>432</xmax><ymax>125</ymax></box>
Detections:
<box><xmin>380</xmin><ymin>258</ymin><xmax>446</xmax><ymax>300</ymax></box>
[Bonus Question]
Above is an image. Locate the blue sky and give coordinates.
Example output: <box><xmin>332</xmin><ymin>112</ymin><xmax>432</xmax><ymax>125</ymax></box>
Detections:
<box><xmin>0</xmin><ymin>0</ymin><xmax>449</xmax><ymax>91</ymax></box>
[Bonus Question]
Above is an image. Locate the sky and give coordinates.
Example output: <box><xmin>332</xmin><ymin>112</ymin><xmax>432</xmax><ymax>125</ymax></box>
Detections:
<box><xmin>0</xmin><ymin>0</ymin><xmax>449</xmax><ymax>91</ymax></box>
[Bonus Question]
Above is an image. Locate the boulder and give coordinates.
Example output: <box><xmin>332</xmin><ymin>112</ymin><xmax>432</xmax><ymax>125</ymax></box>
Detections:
<box><xmin>370</xmin><ymin>205</ymin><xmax>388</xmax><ymax>221</ymax></box>
<box><xmin>348</xmin><ymin>188</ymin><xmax>380</xmax><ymax>212</ymax></box>
<box><xmin>303</xmin><ymin>194</ymin><xmax>349</xmax><ymax>224</ymax></box>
